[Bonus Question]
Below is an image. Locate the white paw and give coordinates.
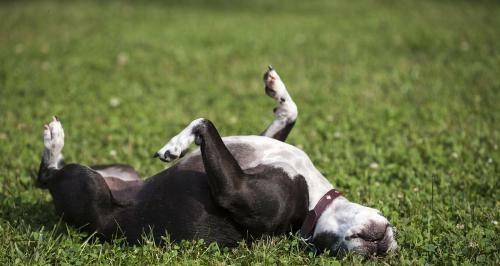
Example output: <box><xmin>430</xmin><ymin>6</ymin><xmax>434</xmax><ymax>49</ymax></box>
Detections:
<box><xmin>155</xmin><ymin>139</ymin><xmax>183</xmax><ymax>162</ymax></box>
<box><xmin>263</xmin><ymin>66</ymin><xmax>297</xmax><ymax>122</ymax></box>
<box><xmin>43</xmin><ymin>116</ymin><xmax>64</xmax><ymax>153</ymax></box>
<box><xmin>263</xmin><ymin>66</ymin><xmax>288</xmax><ymax>102</ymax></box>
<box><xmin>42</xmin><ymin>116</ymin><xmax>64</xmax><ymax>168</ymax></box>
<box><xmin>154</xmin><ymin>118</ymin><xmax>205</xmax><ymax>163</ymax></box>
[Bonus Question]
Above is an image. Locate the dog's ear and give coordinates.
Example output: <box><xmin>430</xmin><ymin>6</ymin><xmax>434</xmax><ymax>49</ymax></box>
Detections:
<box><xmin>103</xmin><ymin>177</ymin><xmax>143</xmax><ymax>206</ymax></box>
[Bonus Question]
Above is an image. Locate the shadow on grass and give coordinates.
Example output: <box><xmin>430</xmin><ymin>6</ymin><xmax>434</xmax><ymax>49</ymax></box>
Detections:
<box><xmin>0</xmin><ymin>191</ymin><xmax>71</xmax><ymax>237</ymax></box>
<box><xmin>0</xmin><ymin>189</ymin><xmax>81</xmax><ymax>243</ymax></box>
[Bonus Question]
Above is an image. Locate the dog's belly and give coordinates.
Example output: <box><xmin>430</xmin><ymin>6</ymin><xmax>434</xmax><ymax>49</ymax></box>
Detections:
<box><xmin>113</xmin><ymin>169</ymin><xmax>245</xmax><ymax>245</ymax></box>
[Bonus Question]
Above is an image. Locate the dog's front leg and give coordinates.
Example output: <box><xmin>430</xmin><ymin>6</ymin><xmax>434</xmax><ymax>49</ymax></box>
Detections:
<box><xmin>154</xmin><ymin>119</ymin><xmax>244</xmax><ymax>193</ymax></box>
<box><xmin>260</xmin><ymin>66</ymin><xmax>298</xmax><ymax>142</ymax></box>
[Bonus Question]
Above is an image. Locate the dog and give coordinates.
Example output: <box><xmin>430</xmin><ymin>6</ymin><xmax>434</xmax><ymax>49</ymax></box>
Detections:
<box><xmin>36</xmin><ymin>66</ymin><xmax>397</xmax><ymax>256</ymax></box>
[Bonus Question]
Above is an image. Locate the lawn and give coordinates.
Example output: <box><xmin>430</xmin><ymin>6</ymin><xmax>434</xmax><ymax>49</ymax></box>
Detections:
<box><xmin>0</xmin><ymin>0</ymin><xmax>499</xmax><ymax>264</ymax></box>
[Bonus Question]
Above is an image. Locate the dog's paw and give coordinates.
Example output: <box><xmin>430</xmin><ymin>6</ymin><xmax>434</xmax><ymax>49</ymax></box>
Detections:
<box><xmin>263</xmin><ymin>65</ymin><xmax>287</xmax><ymax>102</ymax></box>
<box><xmin>154</xmin><ymin>118</ymin><xmax>205</xmax><ymax>163</ymax></box>
<box><xmin>42</xmin><ymin>116</ymin><xmax>64</xmax><ymax>168</ymax></box>
<box><xmin>154</xmin><ymin>138</ymin><xmax>183</xmax><ymax>162</ymax></box>
<box><xmin>43</xmin><ymin>116</ymin><xmax>64</xmax><ymax>153</ymax></box>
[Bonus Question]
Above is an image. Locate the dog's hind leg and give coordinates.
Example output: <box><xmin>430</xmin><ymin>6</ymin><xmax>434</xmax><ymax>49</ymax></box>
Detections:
<box><xmin>155</xmin><ymin>118</ymin><xmax>244</xmax><ymax>201</ymax></box>
<box><xmin>36</xmin><ymin>116</ymin><xmax>65</xmax><ymax>187</ymax></box>
<box><xmin>260</xmin><ymin>66</ymin><xmax>298</xmax><ymax>142</ymax></box>
<box><xmin>36</xmin><ymin>117</ymin><xmax>116</xmax><ymax>236</ymax></box>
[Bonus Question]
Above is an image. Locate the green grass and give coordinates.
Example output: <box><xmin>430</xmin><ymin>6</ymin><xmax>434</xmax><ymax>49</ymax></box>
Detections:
<box><xmin>1</xmin><ymin>0</ymin><xmax>499</xmax><ymax>264</ymax></box>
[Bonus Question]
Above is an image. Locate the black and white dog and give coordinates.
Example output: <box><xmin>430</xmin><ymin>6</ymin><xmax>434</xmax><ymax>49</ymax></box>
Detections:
<box><xmin>36</xmin><ymin>67</ymin><xmax>397</xmax><ymax>256</ymax></box>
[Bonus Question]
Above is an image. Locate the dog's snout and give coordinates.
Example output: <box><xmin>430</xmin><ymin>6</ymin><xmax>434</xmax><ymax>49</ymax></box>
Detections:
<box><xmin>347</xmin><ymin>222</ymin><xmax>389</xmax><ymax>242</ymax></box>
<box><xmin>346</xmin><ymin>222</ymin><xmax>395</xmax><ymax>256</ymax></box>
<box><xmin>153</xmin><ymin>152</ymin><xmax>160</xmax><ymax>158</ymax></box>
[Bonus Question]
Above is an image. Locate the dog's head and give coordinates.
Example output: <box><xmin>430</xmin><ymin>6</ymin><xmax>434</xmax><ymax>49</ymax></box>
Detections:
<box><xmin>311</xmin><ymin>197</ymin><xmax>397</xmax><ymax>257</ymax></box>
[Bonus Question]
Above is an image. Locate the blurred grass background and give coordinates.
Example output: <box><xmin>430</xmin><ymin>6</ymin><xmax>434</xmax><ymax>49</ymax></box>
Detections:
<box><xmin>0</xmin><ymin>0</ymin><xmax>499</xmax><ymax>264</ymax></box>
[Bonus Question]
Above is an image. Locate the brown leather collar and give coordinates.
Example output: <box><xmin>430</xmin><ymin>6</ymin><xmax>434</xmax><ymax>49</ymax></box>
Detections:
<box><xmin>300</xmin><ymin>189</ymin><xmax>342</xmax><ymax>239</ymax></box>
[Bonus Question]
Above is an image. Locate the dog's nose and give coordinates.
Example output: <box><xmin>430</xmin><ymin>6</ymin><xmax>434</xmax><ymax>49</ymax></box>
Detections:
<box><xmin>349</xmin><ymin>223</ymin><xmax>389</xmax><ymax>242</ymax></box>
<box><xmin>153</xmin><ymin>152</ymin><xmax>160</xmax><ymax>158</ymax></box>
<box><xmin>346</xmin><ymin>222</ymin><xmax>394</xmax><ymax>255</ymax></box>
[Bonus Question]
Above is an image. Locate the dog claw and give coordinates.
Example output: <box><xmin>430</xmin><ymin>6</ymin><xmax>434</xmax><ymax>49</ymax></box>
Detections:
<box><xmin>268</xmin><ymin>65</ymin><xmax>273</xmax><ymax>71</ymax></box>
